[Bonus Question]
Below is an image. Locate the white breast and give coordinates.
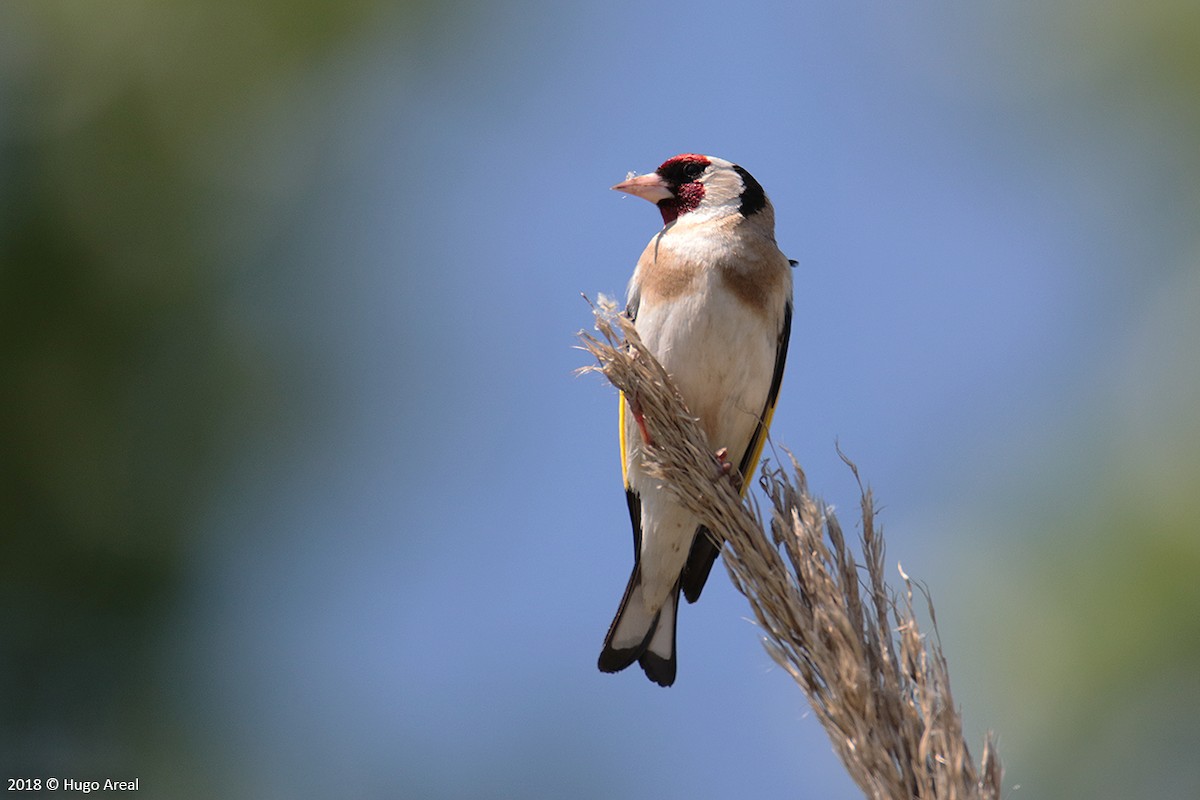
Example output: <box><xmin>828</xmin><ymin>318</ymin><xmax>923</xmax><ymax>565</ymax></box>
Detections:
<box><xmin>634</xmin><ymin>269</ymin><xmax>777</xmax><ymax>454</ymax></box>
<box><xmin>621</xmin><ymin>217</ymin><xmax>788</xmax><ymax>606</ymax></box>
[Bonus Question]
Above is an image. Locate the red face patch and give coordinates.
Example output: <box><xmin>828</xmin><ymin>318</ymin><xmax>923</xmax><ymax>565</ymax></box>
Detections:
<box><xmin>657</xmin><ymin>182</ymin><xmax>704</xmax><ymax>225</ymax></box>
<box><xmin>656</xmin><ymin>154</ymin><xmax>710</xmax><ymax>179</ymax></box>
<box><xmin>654</xmin><ymin>154</ymin><xmax>710</xmax><ymax>225</ymax></box>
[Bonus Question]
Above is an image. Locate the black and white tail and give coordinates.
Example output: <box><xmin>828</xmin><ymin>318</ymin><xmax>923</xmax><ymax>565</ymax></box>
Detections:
<box><xmin>597</xmin><ymin>563</ymin><xmax>679</xmax><ymax>687</ymax></box>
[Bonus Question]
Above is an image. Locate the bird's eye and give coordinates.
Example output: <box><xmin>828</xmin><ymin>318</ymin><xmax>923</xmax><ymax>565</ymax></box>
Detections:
<box><xmin>656</xmin><ymin>156</ymin><xmax>711</xmax><ymax>186</ymax></box>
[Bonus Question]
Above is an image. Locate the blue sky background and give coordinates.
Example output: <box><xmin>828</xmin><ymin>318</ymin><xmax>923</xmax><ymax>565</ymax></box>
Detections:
<box><xmin>5</xmin><ymin>1</ymin><xmax>1199</xmax><ymax>797</ymax></box>
<box><xmin>188</xmin><ymin>2</ymin><xmax>1200</xmax><ymax>796</ymax></box>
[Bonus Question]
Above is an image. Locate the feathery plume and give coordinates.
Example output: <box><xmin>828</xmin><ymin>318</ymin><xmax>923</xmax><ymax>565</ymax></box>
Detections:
<box><xmin>579</xmin><ymin>296</ymin><xmax>1002</xmax><ymax>800</ymax></box>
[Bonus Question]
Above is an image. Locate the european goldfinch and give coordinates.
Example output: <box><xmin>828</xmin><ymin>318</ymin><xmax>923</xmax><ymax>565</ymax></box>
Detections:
<box><xmin>599</xmin><ymin>154</ymin><xmax>793</xmax><ymax>687</ymax></box>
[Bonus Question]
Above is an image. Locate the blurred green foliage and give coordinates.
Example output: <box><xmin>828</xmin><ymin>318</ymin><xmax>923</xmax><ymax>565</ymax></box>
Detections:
<box><xmin>948</xmin><ymin>3</ymin><xmax>1200</xmax><ymax>796</ymax></box>
<box><xmin>0</xmin><ymin>0</ymin><xmax>418</xmax><ymax>778</ymax></box>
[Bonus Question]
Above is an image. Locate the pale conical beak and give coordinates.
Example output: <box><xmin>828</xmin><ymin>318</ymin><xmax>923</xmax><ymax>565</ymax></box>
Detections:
<box><xmin>611</xmin><ymin>172</ymin><xmax>674</xmax><ymax>203</ymax></box>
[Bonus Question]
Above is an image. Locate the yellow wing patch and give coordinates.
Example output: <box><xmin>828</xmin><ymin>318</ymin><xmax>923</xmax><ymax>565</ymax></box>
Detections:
<box><xmin>734</xmin><ymin>300</ymin><xmax>792</xmax><ymax>495</ymax></box>
<box><xmin>618</xmin><ymin>390</ymin><xmax>629</xmax><ymax>488</ymax></box>
<box><xmin>737</xmin><ymin>402</ymin><xmax>777</xmax><ymax>497</ymax></box>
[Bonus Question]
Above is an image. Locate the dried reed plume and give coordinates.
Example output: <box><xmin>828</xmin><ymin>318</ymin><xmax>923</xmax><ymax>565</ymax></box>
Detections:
<box><xmin>579</xmin><ymin>296</ymin><xmax>1002</xmax><ymax>800</ymax></box>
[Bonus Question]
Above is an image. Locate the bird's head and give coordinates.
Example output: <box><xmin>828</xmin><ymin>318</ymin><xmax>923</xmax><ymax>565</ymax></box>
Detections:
<box><xmin>612</xmin><ymin>154</ymin><xmax>768</xmax><ymax>227</ymax></box>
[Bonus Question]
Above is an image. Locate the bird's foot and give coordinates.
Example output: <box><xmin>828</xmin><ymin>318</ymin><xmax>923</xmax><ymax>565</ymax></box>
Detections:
<box><xmin>714</xmin><ymin>447</ymin><xmax>734</xmax><ymax>478</ymax></box>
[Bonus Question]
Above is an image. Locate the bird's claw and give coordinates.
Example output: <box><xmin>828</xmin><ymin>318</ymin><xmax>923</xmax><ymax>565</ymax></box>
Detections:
<box><xmin>714</xmin><ymin>447</ymin><xmax>734</xmax><ymax>478</ymax></box>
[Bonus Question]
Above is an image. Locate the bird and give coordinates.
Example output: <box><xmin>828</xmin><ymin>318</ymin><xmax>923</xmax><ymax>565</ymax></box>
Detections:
<box><xmin>598</xmin><ymin>153</ymin><xmax>794</xmax><ymax>687</ymax></box>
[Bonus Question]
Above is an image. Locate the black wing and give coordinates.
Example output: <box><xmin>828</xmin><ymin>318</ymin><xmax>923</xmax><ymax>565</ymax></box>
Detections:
<box><xmin>680</xmin><ymin>299</ymin><xmax>792</xmax><ymax>603</ymax></box>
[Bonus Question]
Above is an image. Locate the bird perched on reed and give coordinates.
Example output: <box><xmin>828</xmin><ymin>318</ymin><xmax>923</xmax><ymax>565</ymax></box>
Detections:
<box><xmin>599</xmin><ymin>153</ymin><xmax>794</xmax><ymax>686</ymax></box>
